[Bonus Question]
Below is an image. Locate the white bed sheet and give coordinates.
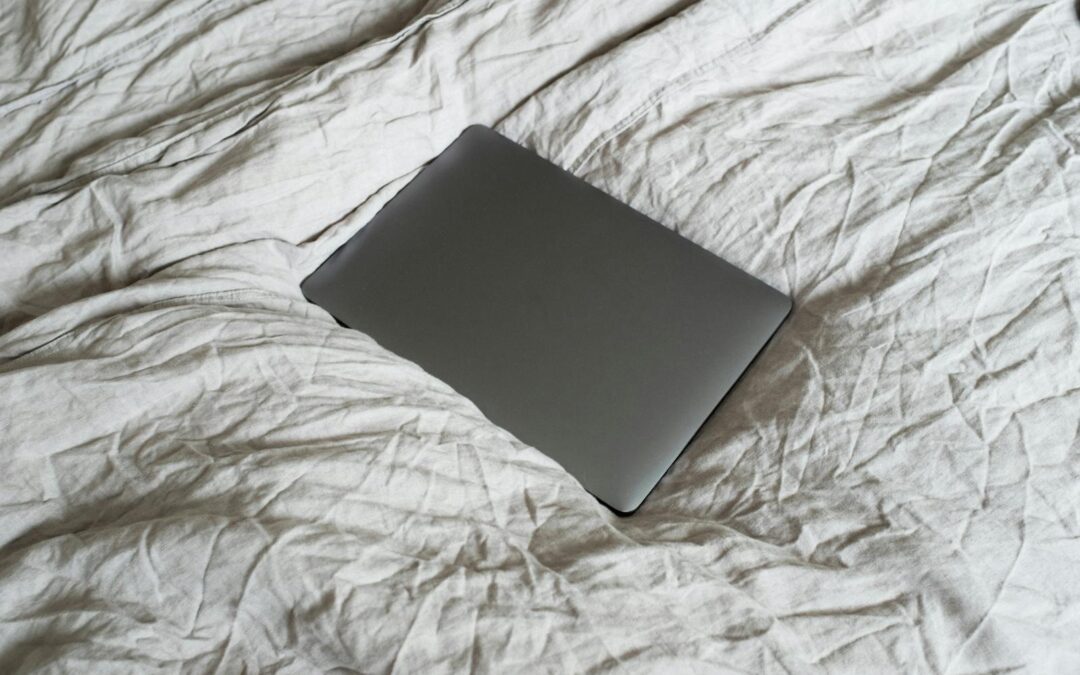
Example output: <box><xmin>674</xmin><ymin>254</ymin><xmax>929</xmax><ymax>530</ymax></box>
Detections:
<box><xmin>1</xmin><ymin>0</ymin><xmax>1078</xmax><ymax>671</ymax></box>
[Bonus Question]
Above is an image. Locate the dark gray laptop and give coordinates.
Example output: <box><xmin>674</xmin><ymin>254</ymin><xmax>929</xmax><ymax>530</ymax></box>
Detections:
<box><xmin>302</xmin><ymin>125</ymin><xmax>791</xmax><ymax>514</ymax></box>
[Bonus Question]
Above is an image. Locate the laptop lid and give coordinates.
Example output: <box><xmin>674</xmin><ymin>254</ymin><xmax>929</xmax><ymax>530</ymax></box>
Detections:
<box><xmin>302</xmin><ymin>125</ymin><xmax>791</xmax><ymax>514</ymax></box>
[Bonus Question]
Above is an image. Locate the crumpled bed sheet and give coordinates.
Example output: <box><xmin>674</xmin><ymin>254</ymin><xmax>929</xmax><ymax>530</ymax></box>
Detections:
<box><xmin>1</xmin><ymin>0</ymin><xmax>1078</xmax><ymax>671</ymax></box>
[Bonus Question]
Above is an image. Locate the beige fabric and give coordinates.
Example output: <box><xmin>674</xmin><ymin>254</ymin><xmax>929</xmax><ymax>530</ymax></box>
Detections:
<box><xmin>1</xmin><ymin>0</ymin><xmax>1078</xmax><ymax>671</ymax></box>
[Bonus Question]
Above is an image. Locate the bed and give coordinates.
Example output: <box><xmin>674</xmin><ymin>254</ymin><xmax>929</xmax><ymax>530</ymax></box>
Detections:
<box><xmin>1</xmin><ymin>0</ymin><xmax>1078</xmax><ymax>671</ymax></box>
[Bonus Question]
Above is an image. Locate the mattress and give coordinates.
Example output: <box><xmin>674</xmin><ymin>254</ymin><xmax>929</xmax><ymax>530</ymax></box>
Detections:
<box><xmin>1</xmin><ymin>0</ymin><xmax>1078</xmax><ymax>671</ymax></box>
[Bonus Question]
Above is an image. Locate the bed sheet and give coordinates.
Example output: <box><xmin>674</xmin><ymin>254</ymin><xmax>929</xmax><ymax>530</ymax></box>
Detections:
<box><xmin>1</xmin><ymin>0</ymin><xmax>1078</xmax><ymax>672</ymax></box>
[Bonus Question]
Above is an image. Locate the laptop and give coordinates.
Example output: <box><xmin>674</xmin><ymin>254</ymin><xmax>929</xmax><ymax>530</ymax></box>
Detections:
<box><xmin>302</xmin><ymin>125</ymin><xmax>791</xmax><ymax>514</ymax></box>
